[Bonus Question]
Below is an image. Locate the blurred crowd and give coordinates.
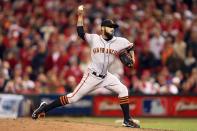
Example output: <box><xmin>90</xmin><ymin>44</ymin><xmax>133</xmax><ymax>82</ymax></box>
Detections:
<box><xmin>0</xmin><ymin>0</ymin><xmax>196</xmax><ymax>95</ymax></box>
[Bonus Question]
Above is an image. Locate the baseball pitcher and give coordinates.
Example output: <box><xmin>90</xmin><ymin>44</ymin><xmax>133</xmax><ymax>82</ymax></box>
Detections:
<box><xmin>32</xmin><ymin>5</ymin><xmax>140</xmax><ymax>128</ymax></box>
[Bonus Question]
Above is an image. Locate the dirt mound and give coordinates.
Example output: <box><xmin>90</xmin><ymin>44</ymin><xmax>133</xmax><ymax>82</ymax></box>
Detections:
<box><xmin>0</xmin><ymin>118</ymin><xmax>171</xmax><ymax>131</ymax></box>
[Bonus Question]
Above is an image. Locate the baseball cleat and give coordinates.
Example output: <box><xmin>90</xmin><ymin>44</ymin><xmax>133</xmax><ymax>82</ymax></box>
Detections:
<box><xmin>122</xmin><ymin>119</ymin><xmax>140</xmax><ymax>128</ymax></box>
<box><xmin>32</xmin><ymin>102</ymin><xmax>47</xmax><ymax>120</ymax></box>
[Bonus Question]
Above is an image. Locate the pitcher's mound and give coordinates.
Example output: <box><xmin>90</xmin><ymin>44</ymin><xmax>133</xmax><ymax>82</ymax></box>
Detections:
<box><xmin>0</xmin><ymin>118</ymin><xmax>171</xmax><ymax>131</ymax></box>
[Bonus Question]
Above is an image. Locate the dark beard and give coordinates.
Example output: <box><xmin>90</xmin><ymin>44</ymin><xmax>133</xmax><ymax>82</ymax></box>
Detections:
<box><xmin>104</xmin><ymin>29</ymin><xmax>113</xmax><ymax>41</ymax></box>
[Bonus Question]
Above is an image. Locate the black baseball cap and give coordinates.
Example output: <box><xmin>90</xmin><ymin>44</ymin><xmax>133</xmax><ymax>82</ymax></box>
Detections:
<box><xmin>101</xmin><ymin>19</ymin><xmax>119</xmax><ymax>28</ymax></box>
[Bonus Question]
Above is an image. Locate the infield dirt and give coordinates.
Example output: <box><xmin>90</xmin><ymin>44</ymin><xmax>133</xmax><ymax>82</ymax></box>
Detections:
<box><xmin>0</xmin><ymin>118</ymin><xmax>173</xmax><ymax>131</ymax></box>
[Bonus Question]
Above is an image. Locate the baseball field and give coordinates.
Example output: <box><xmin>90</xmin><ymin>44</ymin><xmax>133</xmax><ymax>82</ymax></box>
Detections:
<box><xmin>0</xmin><ymin>117</ymin><xmax>196</xmax><ymax>131</ymax></box>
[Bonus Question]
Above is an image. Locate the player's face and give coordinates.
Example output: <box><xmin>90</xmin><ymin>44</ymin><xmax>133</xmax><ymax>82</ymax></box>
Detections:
<box><xmin>102</xmin><ymin>26</ymin><xmax>115</xmax><ymax>39</ymax></box>
<box><xmin>105</xmin><ymin>27</ymin><xmax>114</xmax><ymax>34</ymax></box>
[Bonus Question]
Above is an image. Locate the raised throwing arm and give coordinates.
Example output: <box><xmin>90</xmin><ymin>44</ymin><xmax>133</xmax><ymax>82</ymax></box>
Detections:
<box><xmin>77</xmin><ymin>5</ymin><xmax>85</xmax><ymax>40</ymax></box>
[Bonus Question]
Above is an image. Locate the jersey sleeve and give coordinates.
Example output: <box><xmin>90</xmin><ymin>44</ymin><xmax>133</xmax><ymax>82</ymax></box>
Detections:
<box><xmin>120</xmin><ymin>38</ymin><xmax>134</xmax><ymax>51</ymax></box>
<box><xmin>125</xmin><ymin>41</ymin><xmax>134</xmax><ymax>52</ymax></box>
<box><xmin>125</xmin><ymin>39</ymin><xmax>133</xmax><ymax>48</ymax></box>
<box><xmin>84</xmin><ymin>33</ymin><xmax>96</xmax><ymax>46</ymax></box>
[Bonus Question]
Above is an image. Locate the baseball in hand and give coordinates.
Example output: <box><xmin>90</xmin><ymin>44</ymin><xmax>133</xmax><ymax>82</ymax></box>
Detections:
<box><xmin>78</xmin><ymin>5</ymin><xmax>84</xmax><ymax>11</ymax></box>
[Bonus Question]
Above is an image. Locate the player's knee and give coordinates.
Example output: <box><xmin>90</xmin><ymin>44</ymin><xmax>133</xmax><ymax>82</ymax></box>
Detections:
<box><xmin>68</xmin><ymin>97</ymin><xmax>79</xmax><ymax>103</ymax></box>
<box><xmin>118</xmin><ymin>85</ymin><xmax>129</xmax><ymax>97</ymax></box>
<box><xmin>67</xmin><ymin>93</ymin><xmax>81</xmax><ymax>103</ymax></box>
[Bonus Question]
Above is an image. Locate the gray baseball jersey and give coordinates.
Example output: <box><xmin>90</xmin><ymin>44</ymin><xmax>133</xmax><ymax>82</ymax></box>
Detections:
<box><xmin>85</xmin><ymin>33</ymin><xmax>133</xmax><ymax>75</ymax></box>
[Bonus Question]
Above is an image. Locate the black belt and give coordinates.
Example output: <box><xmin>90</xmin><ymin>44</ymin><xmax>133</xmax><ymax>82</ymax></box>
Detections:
<box><xmin>92</xmin><ymin>71</ymin><xmax>106</xmax><ymax>79</ymax></box>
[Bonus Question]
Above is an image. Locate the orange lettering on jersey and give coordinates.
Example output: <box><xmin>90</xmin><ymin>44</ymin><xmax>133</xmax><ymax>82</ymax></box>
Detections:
<box><xmin>93</xmin><ymin>48</ymin><xmax>96</xmax><ymax>54</ymax></box>
<box><xmin>101</xmin><ymin>48</ymin><xmax>105</xmax><ymax>53</ymax></box>
<box><xmin>92</xmin><ymin>48</ymin><xmax>117</xmax><ymax>55</ymax></box>
<box><xmin>96</xmin><ymin>48</ymin><xmax>99</xmax><ymax>53</ymax></box>
<box><xmin>109</xmin><ymin>49</ymin><xmax>112</xmax><ymax>54</ymax></box>
<box><xmin>106</xmin><ymin>49</ymin><xmax>109</xmax><ymax>53</ymax></box>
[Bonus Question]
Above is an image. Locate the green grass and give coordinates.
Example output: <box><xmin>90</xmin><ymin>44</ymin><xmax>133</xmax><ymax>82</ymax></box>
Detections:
<box><xmin>140</xmin><ymin>118</ymin><xmax>197</xmax><ymax>131</ymax></box>
<box><xmin>50</xmin><ymin>117</ymin><xmax>197</xmax><ymax>131</ymax></box>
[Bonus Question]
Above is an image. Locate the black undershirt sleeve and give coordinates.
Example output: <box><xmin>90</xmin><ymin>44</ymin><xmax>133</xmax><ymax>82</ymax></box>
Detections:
<box><xmin>77</xmin><ymin>26</ymin><xmax>85</xmax><ymax>40</ymax></box>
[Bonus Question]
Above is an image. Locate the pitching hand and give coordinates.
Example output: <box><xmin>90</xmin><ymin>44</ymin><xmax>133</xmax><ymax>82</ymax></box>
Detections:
<box><xmin>77</xmin><ymin>5</ymin><xmax>84</xmax><ymax>16</ymax></box>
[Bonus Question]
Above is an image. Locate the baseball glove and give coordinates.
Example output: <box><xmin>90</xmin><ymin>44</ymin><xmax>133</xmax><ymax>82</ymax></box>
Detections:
<box><xmin>119</xmin><ymin>50</ymin><xmax>134</xmax><ymax>68</ymax></box>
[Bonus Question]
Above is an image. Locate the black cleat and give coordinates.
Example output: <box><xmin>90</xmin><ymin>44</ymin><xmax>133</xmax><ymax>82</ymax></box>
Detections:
<box><xmin>122</xmin><ymin>119</ymin><xmax>140</xmax><ymax>128</ymax></box>
<box><xmin>32</xmin><ymin>102</ymin><xmax>47</xmax><ymax>120</ymax></box>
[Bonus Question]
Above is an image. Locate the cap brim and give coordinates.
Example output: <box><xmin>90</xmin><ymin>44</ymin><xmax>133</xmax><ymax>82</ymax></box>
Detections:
<box><xmin>102</xmin><ymin>24</ymin><xmax>119</xmax><ymax>28</ymax></box>
<box><xmin>109</xmin><ymin>24</ymin><xmax>119</xmax><ymax>28</ymax></box>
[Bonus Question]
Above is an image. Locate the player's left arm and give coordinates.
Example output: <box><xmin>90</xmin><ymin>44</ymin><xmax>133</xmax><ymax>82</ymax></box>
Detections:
<box><xmin>119</xmin><ymin>42</ymin><xmax>135</xmax><ymax>68</ymax></box>
<box><xmin>126</xmin><ymin>46</ymin><xmax>135</xmax><ymax>64</ymax></box>
<box><xmin>123</xmin><ymin>42</ymin><xmax>135</xmax><ymax>64</ymax></box>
